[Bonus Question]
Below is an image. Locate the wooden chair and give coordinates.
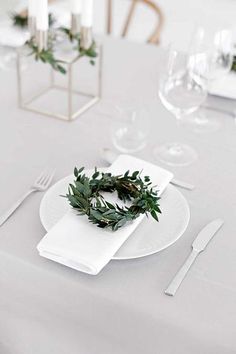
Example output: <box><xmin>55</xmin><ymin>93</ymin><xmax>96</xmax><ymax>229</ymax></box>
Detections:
<box><xmin>106</xmin><ymin>0</ymin><xmax>164</xmax><ymax>44</ymax></box>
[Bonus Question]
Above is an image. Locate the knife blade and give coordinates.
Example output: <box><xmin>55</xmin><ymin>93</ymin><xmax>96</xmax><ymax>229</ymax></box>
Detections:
<box><xmin>192</xmin><ymin>218</ymin><xmax>224</xmax><ymax>252</ymax></box>
<box><xmin>165</xmin><ymin>219</ymin><xmax>224</xmax><ymax>296</ymax></box>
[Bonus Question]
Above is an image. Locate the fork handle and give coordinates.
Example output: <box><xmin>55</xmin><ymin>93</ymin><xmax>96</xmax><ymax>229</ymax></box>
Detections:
<box><xmin>0</xmin><ymin>189</ymin><xmax>36</xmax><ymax>226</ymax></box>
<box><xmin>165</xmin><ymin>249</ymin><xmax>199</xmax><ymax>296</ymax></box>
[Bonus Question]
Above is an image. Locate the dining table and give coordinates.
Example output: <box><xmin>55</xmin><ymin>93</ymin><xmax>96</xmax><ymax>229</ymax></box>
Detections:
<box><xmin>0</xmin><ymin>36</ymin><xmax>236</xmax><ymax>354</ymax></box>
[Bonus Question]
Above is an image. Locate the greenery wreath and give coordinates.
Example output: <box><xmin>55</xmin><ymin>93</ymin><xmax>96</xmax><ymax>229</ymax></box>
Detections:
<box><xmin>65</xmin><ymin>167</ymin><xmax>161</xmax><ymax>231</ymax></box>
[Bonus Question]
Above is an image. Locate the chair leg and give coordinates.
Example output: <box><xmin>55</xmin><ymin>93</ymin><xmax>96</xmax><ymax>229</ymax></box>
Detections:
<box><xmin>121</xmin><ymin>0</ymin><xmax>137</xmax><ymax>38</ymax></box>
<box><xmin>107</xmin><ymin>0</ymin><xmax>112</xmax><ymax>34</ymax></box>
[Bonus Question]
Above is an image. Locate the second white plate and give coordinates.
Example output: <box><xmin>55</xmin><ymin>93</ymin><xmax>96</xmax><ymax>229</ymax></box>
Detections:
<box><xmin>39</xmin><ymin>169</ymin><xmax>190</xmax><ymax>260</ymax></box>
<box><xmin>209</xmin><ymin>72</ymin><xmax>236</xmax><ymax>100</ymax></box>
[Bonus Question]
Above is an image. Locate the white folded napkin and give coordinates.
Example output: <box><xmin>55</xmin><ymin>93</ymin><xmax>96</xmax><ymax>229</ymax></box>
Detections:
<box><xmin>209</xmin><ymin>72</ymin><xmax>236</xmax><ymax>100</ymax></box>
<box><xmin>37</xmin><ymin>155</ymin><xmax>173</xmax><ymax>275</ymax></box>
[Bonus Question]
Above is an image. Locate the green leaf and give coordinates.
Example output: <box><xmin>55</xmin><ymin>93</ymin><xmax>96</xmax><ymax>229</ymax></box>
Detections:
<box><xmin>132</xmin><ymin>171</ymin><xmax>139</xmax><ymax>179</ymax></box>
<box><xmin>105</xmin><ymin>201</ymin><xmax>116</xmax><ymax>210</ymax></box>
<box><xmin>74</xmin><ymin>167</ymin><xmax>79</xmax><ymax>177</ymax></box>
<box><xmin>63</xmin><ymin>167</ymin><xmax>161</xmax><ymax>231</ymax></box>
<box><xmin>151</xmin><ymin>210</ymin><xmax>159</xmax><ymax>221</ymax></box>
<box><xmin>92</xmin><ymin>171</ymin><xmax>99</xmax><ymax>179</ymax></box>
<box><xmin>116</xmin><ymin>218</ymin><xmax>127</xmax><ymax>229</ymax></box>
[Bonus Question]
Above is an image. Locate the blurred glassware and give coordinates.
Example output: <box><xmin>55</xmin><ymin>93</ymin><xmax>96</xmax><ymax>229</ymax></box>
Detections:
<box><xmin>0</xmin><ymin>17</ymin><xmax>29</xmax><ymax>71</ymax></box>
<box><xmin>154</xmin><ymin>47</ymin><xmax>208</xmax><ymax>166</ymax></box>
<box><xmin>192</xmin><ymin>27</ymin><xmax>233</xmax><ymax>80</ymax></box>
<box><xmin>184</xmin><ymin>27</ymin><xmax>233</xmax><ymax>132</ymax></box>
<box><xmin>111</xmin><ymin>102</ymin><xmax>150</xmax><ymax>153</ymax></box>
<box><xmin>0</xmin><ymin>45</ymin><xmax>17</xmax><ymax>70</ymax></box>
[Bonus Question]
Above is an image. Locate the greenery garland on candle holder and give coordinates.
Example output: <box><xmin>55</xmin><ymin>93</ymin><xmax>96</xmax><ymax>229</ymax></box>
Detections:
<box><xmin>59</xmin><ymin>27</ymin><xmax>98</xmax><ymax>66</ymax></box>
<box><xmin>26</xmin><ymin>37</ymin><xmax>67</xmax><ymax>74</ymax></box>
<box><xmin>24</xmin><ymin>27</ymin><xmax>98</xmax><ymax>74</ymax></box>
<box><xmin>11</xmin><ymin>13</ymin><xmax>98</xmax><ymax>74</ymax></box>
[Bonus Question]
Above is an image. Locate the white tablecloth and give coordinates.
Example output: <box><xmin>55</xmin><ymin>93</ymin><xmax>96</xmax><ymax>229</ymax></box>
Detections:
<box><xmin>0</xmin><ymin>37</ymin><xmax>236</xmax><ymax>354</ymax></box>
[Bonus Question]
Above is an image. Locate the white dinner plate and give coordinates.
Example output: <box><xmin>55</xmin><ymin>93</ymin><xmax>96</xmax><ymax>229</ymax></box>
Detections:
<box><xmin>39</xmin><ymin>169</ymin><xmax>190</xmax><ymax>260</ymax></box>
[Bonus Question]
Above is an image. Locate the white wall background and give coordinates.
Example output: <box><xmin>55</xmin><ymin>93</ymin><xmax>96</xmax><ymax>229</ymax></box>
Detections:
<box><xmin>0</xmin><ymin>0</ymin><xmax>236</xmax><ymax>50</ymax></box>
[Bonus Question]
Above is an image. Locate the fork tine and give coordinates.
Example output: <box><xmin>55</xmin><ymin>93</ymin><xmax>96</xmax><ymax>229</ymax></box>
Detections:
<box><xmin>41</xmin><ymin>170</ymin><xmax>55</xmax><ymax>187</ymax></box>
<box><xmin>36</xmin><ymin>170</ymin><xmax>54</xmax><ymax>185</ymax></box>
<box><xmin>35</xmin><ymin>171</ymin><xmax>48</xmax><ymax>184</ymax></box>
<box><xmin>39</xmin><ymin>174</ymin><xmax>50</xmax><ymax>186</ymax></box>
<box><xmin>45</xmin><ymin>171</ymin><xmax>55</xmax><ymax>187</ymax></box>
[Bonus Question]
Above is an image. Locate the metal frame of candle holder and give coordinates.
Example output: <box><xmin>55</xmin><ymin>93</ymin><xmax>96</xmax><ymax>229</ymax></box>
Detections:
<box><xmin>16</xmin><ymin>43</ymin><xmax>103</xmax><ymax>122</ymax></box>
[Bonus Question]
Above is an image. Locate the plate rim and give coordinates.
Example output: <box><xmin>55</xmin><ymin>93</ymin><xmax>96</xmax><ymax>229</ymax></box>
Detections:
<box><xmin>39</xmin><ymin>170</ymin><xmax>190</xmax><ymax>260</ymax></box>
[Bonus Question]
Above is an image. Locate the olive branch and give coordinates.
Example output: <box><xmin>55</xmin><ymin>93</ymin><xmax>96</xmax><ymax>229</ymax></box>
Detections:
<box><xmin>65</xmin><ymin>167</ymin><xmax>161</xmax><ymax>231</ymax></box>
<box><xmin>11</xmin><ymin>12</ymin><xmax>98</xmax><ymax>74</ymax></box>
<box><xmin>25</xmin><ymin>27</ymin><xmax>98</xmax><ymax>74</ymax></box>
<box><xmin>59</xmin><ymin>27</ymin><xmax>98</xmax><ymax>65</ymax></box>
<box><xmin>26</xmin><ymin>38</ymin><xmax>67</xmax><ymax>74</ymax></box>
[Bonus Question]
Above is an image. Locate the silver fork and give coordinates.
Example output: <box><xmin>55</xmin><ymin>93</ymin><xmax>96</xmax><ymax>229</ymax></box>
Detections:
<box><xmin>0</xmin><ymin>170</ymin><xmax>55</xmax><ymax>227</ymax></box>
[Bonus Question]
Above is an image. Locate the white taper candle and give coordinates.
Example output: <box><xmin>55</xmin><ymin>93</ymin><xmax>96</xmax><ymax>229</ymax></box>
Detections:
<box><xmin>28</xmin><ymin>0</ymin><xmax>37</xmax><ymax>17</ymax></box>
<box><xmin>70</xmin><ymin>0</ymin><xmax>82</xmax><ymax>14</ymax></box>
<box><xmin>36</xmin><ymin>0</ymin><xmax>48</xmax><ymax>31</ymax></box>
<box><xmin>81</xmin><ymin>0</ymin><xmax>93</xmax><ymax>27</ymax></box>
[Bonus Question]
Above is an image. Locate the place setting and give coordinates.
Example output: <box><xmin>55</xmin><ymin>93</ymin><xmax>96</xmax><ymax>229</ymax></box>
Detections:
<box><xmin>0</xmin><ymin>0</ymin><xmax>228</xmax><ymax>294</ymax></box>
<box><xmin>0</xmin><ymin>153</ymin><xmax>190</xmax><ymax>279</ymax></box>
<box><xmin>36</xmin><ymin>151</ymin><xmax>224</xmax><ymax>297</ymax></box>
<box><xmin>1</xmin><ymin>1</ymin><xmax>235</xmax><ymax>353</ymax></box>
<box><xmin>0</xmin><ymin>142</ymin><xmax>225</xmax><ymax>297</ymax></box>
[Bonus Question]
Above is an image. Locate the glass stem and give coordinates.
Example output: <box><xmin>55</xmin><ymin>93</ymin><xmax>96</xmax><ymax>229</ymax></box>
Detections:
<box><xmin>171</xmin><ymin>113</ymin><xmax>184</xmax><ymax>154</ymax></box>
<box><xmin>195</xmin><ymin>109</ymin><xmax>209</xmax><ymax>125</ymax></box>
<box><xmin>168</xmin><ymin>143</ymin><xmax>183</xmax><ymax>155</ymax></box>
<box><xmin>175</xmin><ymin>113</ymin><xmax>183</xmax><ymax>127</ymax></box>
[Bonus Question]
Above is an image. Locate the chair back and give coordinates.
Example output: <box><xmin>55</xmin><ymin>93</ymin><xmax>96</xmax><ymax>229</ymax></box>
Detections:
<box><xmin>106</xmin><ymin>0</ymin><xmax>164</xmax><ymax>44</ymax></box>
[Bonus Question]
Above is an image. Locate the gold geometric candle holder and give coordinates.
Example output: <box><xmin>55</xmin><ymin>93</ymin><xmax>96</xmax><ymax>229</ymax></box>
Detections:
<box><xmin>16</xmin><ymin>43</ymin><xmax>103</xmax><ymax>122</ymax></box>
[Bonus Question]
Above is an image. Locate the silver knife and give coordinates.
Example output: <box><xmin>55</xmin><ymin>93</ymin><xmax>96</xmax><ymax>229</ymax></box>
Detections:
<box><xmin>165</xmin><ymin>219</ymin><xmax>224</xmax><ymax>296</ymax></box>
<box><xmin>100</xmin><ymin>148</ymin><xmax>195</xmax><ymax>191</ymax></box>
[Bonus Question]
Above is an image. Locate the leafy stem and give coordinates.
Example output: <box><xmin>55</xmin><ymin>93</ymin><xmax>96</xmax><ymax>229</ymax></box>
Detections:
<box><xmin>26</xmin><ymin>39</ymin><xmax>66</xmax><ymax>74</ymax></box>
<box><xmin>59</xmin><ymin>27</ymin><xmax>98</xmax><ymax>66</ymax></box>
<box><xmin>65</xmin><ymin>167</ymin><xmax>161</xmax><ymax>231</ymax></box>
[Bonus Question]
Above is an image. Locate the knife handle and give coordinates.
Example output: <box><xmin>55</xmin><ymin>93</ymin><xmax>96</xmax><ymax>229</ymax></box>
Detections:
<box><xmin>165</xmin><ymin>249</ymin><xmax>199</xmax><ymax>296</ymax></box>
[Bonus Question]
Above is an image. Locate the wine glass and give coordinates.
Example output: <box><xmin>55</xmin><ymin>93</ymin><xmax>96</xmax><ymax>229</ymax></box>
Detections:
<box><xmin>0</xmin><ymin>45</ymin><xmax>17</xmax><ymax>70</ymax></box>
<box><xmin>184</xmin><ymin>27</ymin><xmax>233</xmax><ymax>132</ymax></box>
<box><xmin>154</xmin><ymin>48</ymin><xmax>207</xmax><ymax>166</ymax></box>
<box><xmin>0</xmin><ymin>18</ymin><xmax>28</xmax><ymax>71</ymax></box>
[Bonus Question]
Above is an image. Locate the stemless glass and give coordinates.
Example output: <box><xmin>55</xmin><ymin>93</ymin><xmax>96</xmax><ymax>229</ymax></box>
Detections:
<box><xmin>111</xmin><ymin>103</ymin><xmax>150</xmax><ymax>154</ymax></box>
<box><xmin>154</xmin><ymin>48</ymin><xmax>207</xmax><ymax>166</ymax></box>
<box><xmin>185</xmin><ymin>27</ymin><xmax>233</xmax><ymax>132</ymax></box>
